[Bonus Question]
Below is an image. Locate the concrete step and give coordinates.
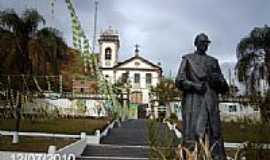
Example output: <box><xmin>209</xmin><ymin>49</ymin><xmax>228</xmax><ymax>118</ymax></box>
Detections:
<box><xmin>80</xmin><ymin>144</ymin><xmax>150</xmax><ymax>160</ymax></box>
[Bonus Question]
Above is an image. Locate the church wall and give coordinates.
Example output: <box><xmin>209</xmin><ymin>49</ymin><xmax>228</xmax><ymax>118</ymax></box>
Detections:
<box><xmin>114</xmin><ymin>69</ymin><xmax>160</xmax><ymax>104</ymax></box>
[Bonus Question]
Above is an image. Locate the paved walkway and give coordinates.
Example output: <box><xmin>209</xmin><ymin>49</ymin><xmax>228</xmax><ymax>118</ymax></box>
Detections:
<box><xmin>79</xmin><ymin>119</ymin><xmax>177</xmax><ymax>160</ymax></box>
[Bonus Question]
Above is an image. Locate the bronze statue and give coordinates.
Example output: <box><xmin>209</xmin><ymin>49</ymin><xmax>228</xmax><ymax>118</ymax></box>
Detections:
<box><xmin>175</xmin><ymin>33</ymin><xmax>229</xmax><ymax>160</ymax></box>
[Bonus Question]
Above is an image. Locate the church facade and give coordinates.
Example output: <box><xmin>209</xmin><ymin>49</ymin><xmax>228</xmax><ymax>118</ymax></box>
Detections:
<box><xmin>98</xmin><ymin>28</ymin><xmax>162</xmax><ymax>104</ymax></box>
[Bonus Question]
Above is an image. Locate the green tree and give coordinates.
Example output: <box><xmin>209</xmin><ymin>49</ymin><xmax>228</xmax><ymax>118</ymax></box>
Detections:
<box><xmin>151</xmin><ymin>77</ymin><xmax>181</xmax><ymax>118</ymax></box>
<box><xmin>151</xmin><ymin>78</ymin><xmax>181</xmax><ymax>104</ymax></box>
<box><xmin>236</xmin><ymin>25</ymin><xmax>270</xmax><ymax>122</ymax></box>
<box><xmin>236</xmin><ymin>25</ymin><xmax>270</xmax><ymax>95</ymax></box>
<box><xmin>0</xmin><ymin>9</ymin><xmax>67</xmax><ymax>75</ymax></box>
<box><xmin>0</xmin><ymin>9</ymin><xmax>68</xmax><ymax>140</ymax></box>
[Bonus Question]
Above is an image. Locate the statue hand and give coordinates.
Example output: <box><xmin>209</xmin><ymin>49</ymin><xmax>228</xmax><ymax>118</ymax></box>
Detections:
<box><xmin>194</xmin><ymin>82</ymin><xmax>207</xmax><ymax>94</ymax></box>
<box><xmin>199</xmin><ymin>82</ymin><xmax>207</xmax><ymax>94</ymax></box>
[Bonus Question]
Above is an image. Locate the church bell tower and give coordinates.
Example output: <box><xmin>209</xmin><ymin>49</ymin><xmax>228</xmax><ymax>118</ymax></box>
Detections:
<box><xmin>98</xmin><ymin>27</ymin><xmax>120</xmax><ymax>68</ymax></box>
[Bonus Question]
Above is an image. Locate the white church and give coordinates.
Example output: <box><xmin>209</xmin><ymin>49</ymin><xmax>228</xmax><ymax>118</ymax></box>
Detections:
<box><xmin>97</xmin><ymin>27</ymin><xmax>162</xmax><ymax>104</ymax></box>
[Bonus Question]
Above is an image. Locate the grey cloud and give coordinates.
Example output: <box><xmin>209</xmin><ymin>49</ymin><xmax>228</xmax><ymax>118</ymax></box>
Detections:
<box><xmin>1</xmin><ymin>0</ymin><xmax>270</xmax><ymax>76</ymax></box>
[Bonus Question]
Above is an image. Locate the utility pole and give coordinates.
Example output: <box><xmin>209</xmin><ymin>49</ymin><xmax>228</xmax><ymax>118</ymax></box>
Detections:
<box><xmin>92</xmin><ymin>1</ymin><xmax>98</xmax><ymax>54</ymax></box>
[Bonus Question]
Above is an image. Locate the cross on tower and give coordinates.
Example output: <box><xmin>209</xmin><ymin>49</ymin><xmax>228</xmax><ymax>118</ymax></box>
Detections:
<box><xmin>135</xmin><ymin>44</ymin><xmax>140</xmax><ymax>56</ymax></box>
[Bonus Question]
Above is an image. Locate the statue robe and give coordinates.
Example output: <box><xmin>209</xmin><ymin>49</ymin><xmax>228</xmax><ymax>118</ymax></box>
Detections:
<box><xmin>175</xmin><ymin>52</ymin><xmax>229</xmax><ymax>160</ymax></box>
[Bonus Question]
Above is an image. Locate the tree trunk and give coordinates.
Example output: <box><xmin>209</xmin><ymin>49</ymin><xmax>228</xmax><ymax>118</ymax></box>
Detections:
<box><xmin>260</xmin><ymin>92</ymin><xmax>270</xmax><ymax>122</ymax></box>
<box><xmin>166</xmin><ymin>102</ymin><xmax>171</xmax><ymax>119</ymax></box>
<box><xmin>15</xmin><ymin>92</ymin><xmax>22</xmax><ymax>132</ymax></box>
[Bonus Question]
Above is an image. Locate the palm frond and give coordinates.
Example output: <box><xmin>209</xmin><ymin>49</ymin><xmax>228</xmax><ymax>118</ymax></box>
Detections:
<box><xmin>0</xmin><ymin>9</ymin><xmax>23</xmax><ymax>34</ymax></box>
<box><xmin>22</xmin><ymin>9</ymin><xmax>45</xmax><ymax>36</ymax></box>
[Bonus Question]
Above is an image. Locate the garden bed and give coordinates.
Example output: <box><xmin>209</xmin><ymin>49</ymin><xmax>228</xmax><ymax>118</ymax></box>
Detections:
<box><xmin>0</xmin><ymin>136</ymin><xmax>75</xmax><ymax>152</ymax></box>
<box><xmin>176</xmin><ymin>121</ymin><xmax>270</xmax><ymax>143</ymax></box>
<box><xmin>0</xmin><ymin>117</ymin><xmax>112</xmax><ymax>135</ymax></box>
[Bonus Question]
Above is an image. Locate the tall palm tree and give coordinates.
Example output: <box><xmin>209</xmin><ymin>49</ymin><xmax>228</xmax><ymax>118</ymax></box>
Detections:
<box><xmin>236</xmin><ymin>26</ymin><xmax>270</xmax><ymax>122</ymax></box>
<box><xmin>0</xmin><ymin>9</ymin><xmax>67</xmax><ymax>75</ymax></box>
<box><xmin>236</xmin><ymin>25</ymin><xmax>270</xmax><ymax>96</ymax></box>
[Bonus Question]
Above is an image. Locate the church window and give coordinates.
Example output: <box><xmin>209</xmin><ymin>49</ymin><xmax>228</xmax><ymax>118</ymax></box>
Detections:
<box><xmin>121</xmin><ymin>72</ymin><xmax>129</xmax><ymax>83</ymax></box>
<box><xmin>134</xmin><ymin>73</ymin><xmax>140</xmax><ymax>84</ymax></box>
<box><xmin>105</xmin><ymin>47</ymin><xmax>112</xmax><ymax>60</ymax></box>
<box><xmin>146</xmin><ymin>73</ymin><xmax>152</xmax><ymax>84</ymax></box>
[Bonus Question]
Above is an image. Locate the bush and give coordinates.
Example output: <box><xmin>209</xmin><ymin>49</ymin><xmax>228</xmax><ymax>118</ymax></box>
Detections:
<box><xmin>240</xmin><ymin>142</ymin><xmax>270</xmax><ymax>160</ymax></box>
<box><xmin>169</xmin><ymin>113</ymin><xmax>178</xmax><ymax>124</ymax></box>
<box><xmin>147</xmin><ymin>119</ymin><xmax>176</xmax><ymax>160</ymax></box>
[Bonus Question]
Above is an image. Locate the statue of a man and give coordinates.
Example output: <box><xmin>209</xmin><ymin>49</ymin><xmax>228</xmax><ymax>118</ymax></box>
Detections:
<box><xmin>175</xmin><ymin>33</ymin><xmax>229</xmax><ymax>160</ymax></box>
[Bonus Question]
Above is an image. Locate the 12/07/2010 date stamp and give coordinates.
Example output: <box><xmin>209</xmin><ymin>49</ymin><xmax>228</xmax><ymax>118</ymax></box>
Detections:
<box><xmin>11</xmin><ymin>153</ymin><xmax>75</xmax><ymax>160</ymax></box>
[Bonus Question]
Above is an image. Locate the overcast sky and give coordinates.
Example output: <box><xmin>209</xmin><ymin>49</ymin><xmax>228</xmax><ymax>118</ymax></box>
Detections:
<box><xmin>1</xmin><ymin>0</ymin><xmax>270</xmax><ymax>76</ymax></box>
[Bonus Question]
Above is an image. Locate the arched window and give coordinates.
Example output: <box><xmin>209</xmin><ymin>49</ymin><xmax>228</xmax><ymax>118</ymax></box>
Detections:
<box><xmin>105</xmin><ymin>47</ymin><xmax>112</xmax><ymax>60</ymax></box>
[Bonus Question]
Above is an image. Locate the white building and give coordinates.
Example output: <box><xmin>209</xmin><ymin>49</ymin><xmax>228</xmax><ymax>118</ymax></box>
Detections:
<box><xmin>219</xmin><ymin>102</ymin><xmax>260</xmax><ymax>121</ymax></box>
<box><xmin>167</xmin><ymin>101</ymin><xmax>260</xmax><ymax>122</ymax></box>
<box><xmin>21</xmin><ymin>98</ymin><xmax>108</xmax><ymax>117</ymax></box>
<box><xmin>98</xmin><ymin>28</ymin><xmax>162</xmax><ymax>104</ymax></box>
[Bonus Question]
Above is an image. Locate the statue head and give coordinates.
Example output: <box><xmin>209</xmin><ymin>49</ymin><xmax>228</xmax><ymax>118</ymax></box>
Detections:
<box><xmin>194</xmin><ymin>33</ymin><xmax>211</xmax><ymax>53</ymax></box>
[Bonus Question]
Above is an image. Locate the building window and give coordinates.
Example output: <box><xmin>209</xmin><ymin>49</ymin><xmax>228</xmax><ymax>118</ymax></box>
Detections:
<box><xmin>80</xmin><ymin>88</ymin><xmax>84</xmax><ymax>93</ymax></box>
<box><xmin>135</xmin><ymin>61</ymin><xmax>140</xmax><ymax>66</ymax></box>
<box><xmin>134</xmin><ymin>73</ymin><xmax>140</xmax><ymax>84</ymax></box>
<box><xmin>229</xmin><ymin>105</ymin><xmax>237</xmax><ymax>112</ymax></box>
<box><xmin>121</xmin><ymin>72</ymin><xmax>129</xmax><ymax>83</ymax></box>
<box><xmin>146</xmin><ymin>73</ymin><xmax>152</xmax><ymax>85</ymax></box>
<box><xmin>105</xmin><ymin>47</ymin><xmax>112</xmax><ymax>60</ymax></box>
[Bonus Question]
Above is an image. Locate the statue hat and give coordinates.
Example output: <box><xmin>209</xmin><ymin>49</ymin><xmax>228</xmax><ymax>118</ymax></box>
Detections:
<box><xmin>194</xmin><ymin>33</ymin><xmax>211</xmax><ymax>46</ymax></box>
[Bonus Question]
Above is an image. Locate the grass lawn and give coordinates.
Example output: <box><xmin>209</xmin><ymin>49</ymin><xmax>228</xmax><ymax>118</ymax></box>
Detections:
<box><xmin>0</xmin><ymin>118</ymin><xmax>111</xmax><ymax>135</ymax></box>
<box><xmin>0</xmin><ymin>136</ymin><xmax>75</xmax><ymax>152</ymax></box>
<box><xmin>176</xmin><ymin>121</ymin><xmax>270</xmax><ymax>143</ymax></box>
<box><xmin>222</xmin><ymin>122</ymin><xmax>270</xmax><ymax>143</ymax></box>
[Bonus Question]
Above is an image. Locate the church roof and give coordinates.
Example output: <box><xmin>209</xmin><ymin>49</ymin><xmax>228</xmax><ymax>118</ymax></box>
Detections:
<box><xmin>114</xmin><ymin>54</ymin><xmax>162</xmax><ymax>70</ymax></box>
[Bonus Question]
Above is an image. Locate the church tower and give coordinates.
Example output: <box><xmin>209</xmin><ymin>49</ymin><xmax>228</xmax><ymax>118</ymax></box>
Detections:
<box><xmin>98</xmin><ymin>27</ymin><xmax>120</xmax><ymax>68</ymax></box>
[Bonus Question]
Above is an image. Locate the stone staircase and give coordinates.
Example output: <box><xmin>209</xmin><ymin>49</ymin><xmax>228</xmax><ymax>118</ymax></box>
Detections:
<box><xmin>101</xmin><ymin>119</ymin><xmax>149</xmax><ymax>146</ymax></box>
<box><xmin>78</xmin><ymin>119</ymin><xmax>177</xmax><ymax>160</ymax></box>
